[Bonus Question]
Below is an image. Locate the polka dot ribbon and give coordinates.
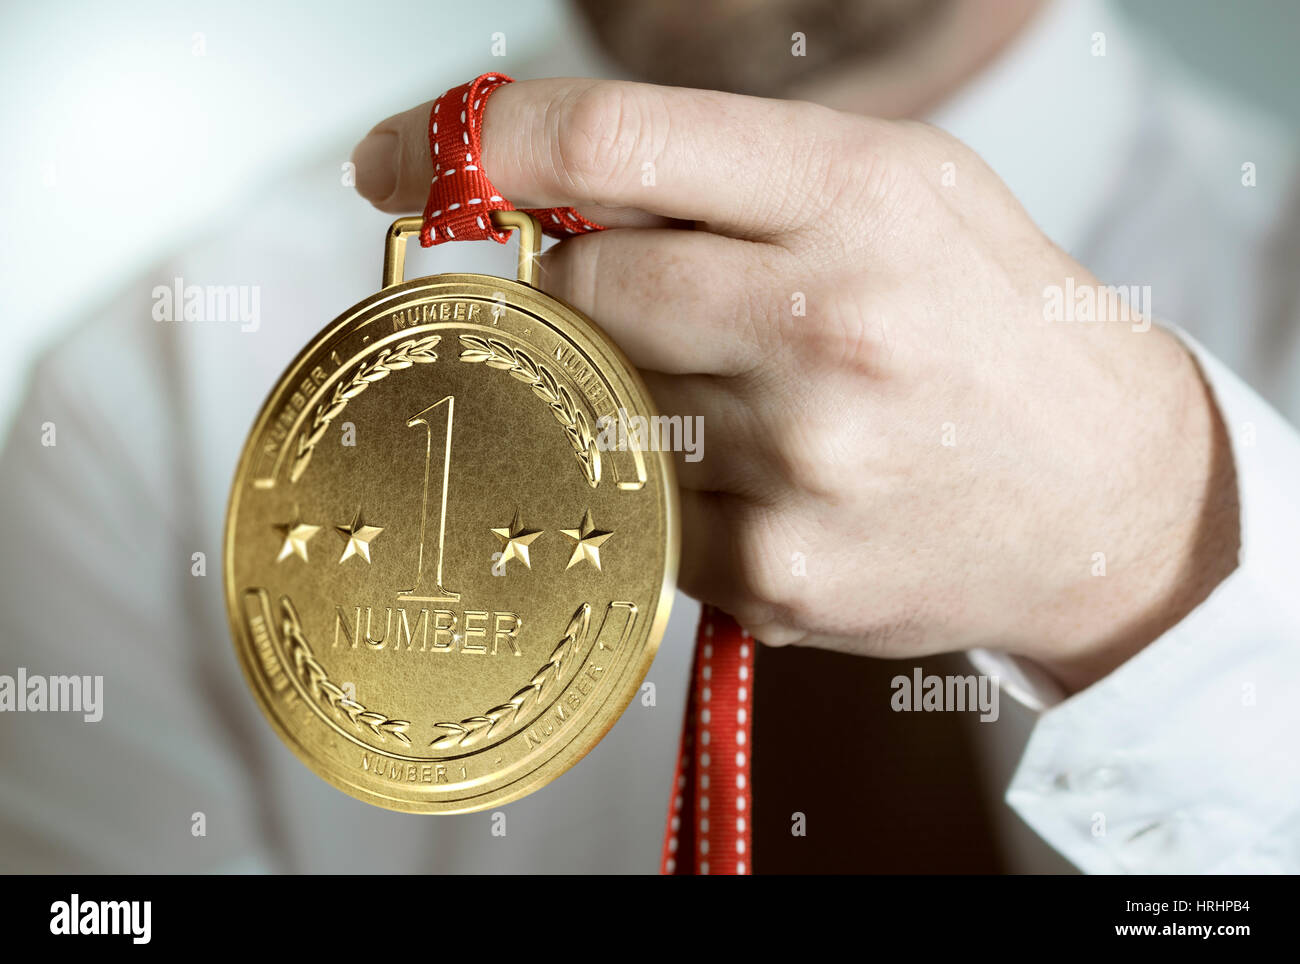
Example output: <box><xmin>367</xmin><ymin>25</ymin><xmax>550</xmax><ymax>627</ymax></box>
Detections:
<box><xmin>420</xmin><ymin>73</ymin><xmax>605</xmax><ymax>247</ymax></box>
<box><xmin>420</xmin><ymin>75</ymin><xmax>756</xmax><ymax>876</ymax></box>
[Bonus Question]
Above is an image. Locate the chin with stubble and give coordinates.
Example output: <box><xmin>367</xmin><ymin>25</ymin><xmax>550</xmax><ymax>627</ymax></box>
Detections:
<box><xmin>569</xmin><ymin>0</ymin><xmax>950</xmax><ymax>97</ymax></box>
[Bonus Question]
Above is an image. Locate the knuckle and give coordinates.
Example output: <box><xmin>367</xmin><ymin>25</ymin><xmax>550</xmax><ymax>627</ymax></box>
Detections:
<box><xmin>751</xmin><ymin>100</ymin><xmax>874</xmax><ymax>237</ymax></box>
<box><xmin>769</xmin><ymin>415</ymin><xmax>844</xmax><ymax>499</ymax></box>
<box><xmin>809</xmin><ymin>120</ymin><xmax>925</xmax><ymax>241</ymax></box>
<box><xmin>829</xmin><ymin>121</ymin><xmax>906</xmax><ymax>206</ymax></box>
<box><xmin>552</xmin><ymin>82</ymin><xmax>647</xmax><ymax>197</ymax></box>
<box><xmin>802</xmin><ymin>285</ymin><xmax>897</xmax><ymax>378</ymax></box>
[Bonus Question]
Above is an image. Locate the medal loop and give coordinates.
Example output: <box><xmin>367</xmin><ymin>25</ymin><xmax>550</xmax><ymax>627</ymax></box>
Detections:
<box><xmin>384</xmin><ymin>210</ymin><xmax>541</xmax><ymax>288</ymax></box>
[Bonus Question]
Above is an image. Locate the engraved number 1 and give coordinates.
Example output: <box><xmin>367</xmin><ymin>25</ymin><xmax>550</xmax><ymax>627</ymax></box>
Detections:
<box><xmin>400</xmin><ymin>396</ymin><xmax>460</xmax><ymax>602</ymax></box>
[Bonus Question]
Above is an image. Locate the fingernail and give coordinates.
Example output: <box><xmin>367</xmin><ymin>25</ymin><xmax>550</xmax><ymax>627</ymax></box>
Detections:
<box><xmin>352</xmin><ymin>131</ymin><xmax>398</xmax><ymax>202</ymax></box>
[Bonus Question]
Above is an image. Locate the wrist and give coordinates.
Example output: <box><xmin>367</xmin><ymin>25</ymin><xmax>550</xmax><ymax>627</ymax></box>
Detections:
<box><xmin>1014</xmin><ymin>325</ymin><xmax>1241</xmax><ymax>693</ymax></box>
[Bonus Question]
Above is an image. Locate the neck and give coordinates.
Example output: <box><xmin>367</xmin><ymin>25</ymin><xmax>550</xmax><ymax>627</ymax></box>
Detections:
<box><xmin>786</xmin><ymin>0</ymin><xmax>1046</xmax><ymax>119</ymax></box>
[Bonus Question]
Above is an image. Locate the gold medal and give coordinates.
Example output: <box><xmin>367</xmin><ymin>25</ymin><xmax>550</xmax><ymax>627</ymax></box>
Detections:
<box><xmin>223</xmin><ymin>212</ymin><xmax>677</xmax><ymax>813</ymax></box>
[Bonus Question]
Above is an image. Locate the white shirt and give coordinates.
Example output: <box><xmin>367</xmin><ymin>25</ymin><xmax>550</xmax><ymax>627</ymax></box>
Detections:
<box><xmin>1</xmin><ymin>0</ymin><xmax>1297</xmax><ymax>873</ymax></box>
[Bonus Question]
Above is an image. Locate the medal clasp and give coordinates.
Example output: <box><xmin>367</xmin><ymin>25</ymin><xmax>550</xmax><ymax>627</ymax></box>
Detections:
<box><xmin>383</xmin><ymin>210</ymin><xmax>541</xmax><ymax>289</ymax></box>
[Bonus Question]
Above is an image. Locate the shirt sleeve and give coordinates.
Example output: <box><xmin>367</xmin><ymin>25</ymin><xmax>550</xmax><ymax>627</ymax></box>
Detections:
<box><xmin>971</xmin><ymin>326</ymin><xmax>1300</xmax><ymax>873</ymax></box>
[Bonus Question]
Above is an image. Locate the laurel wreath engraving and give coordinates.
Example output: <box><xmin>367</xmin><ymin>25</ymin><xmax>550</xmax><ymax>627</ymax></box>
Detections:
<box><xmin>279</xmin><ymin>597</ymin><xmax>413</xmax><ymax>746</ymax></box>
<box><xmin>457</xmin><ymin>334</ymin><xmax>601</xmax><ymax>487</ymax></box>
<box><xmin>290</xmin><ymin>334</ymin><xmax>441</xmax><ymax>483</ymax></box>
<box><xmin>428</xmin><ymin>603</ymin><xmax>592</xmax><ymax>750</ymax></box>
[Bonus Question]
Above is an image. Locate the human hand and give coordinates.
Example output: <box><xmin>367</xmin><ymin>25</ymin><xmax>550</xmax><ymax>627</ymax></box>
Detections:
<box><xmin>351</xmin><ymin>78</ymin><xmax>1238</xmax><ymax>691</ymax></box>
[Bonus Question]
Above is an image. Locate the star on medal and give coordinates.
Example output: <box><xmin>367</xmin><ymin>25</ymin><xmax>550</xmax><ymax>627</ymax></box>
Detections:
<box><xmin>560</xmin><ymin>509</ymin><xmax>613</xmax><ymax>571</ymax></box>
<box><xmin>490</xmin><ymin>509</ymin><xmax>543</xmax><ymax>570</ymax></box>
<box><xmin>336</xmin><ymin>507</ymin><xmax>384</xmax><ymax>564</ymax></box>
<box><xmin>274</xmin><ymin>513</ymin><xmax>320</xmax><ymax>563</ymax></box>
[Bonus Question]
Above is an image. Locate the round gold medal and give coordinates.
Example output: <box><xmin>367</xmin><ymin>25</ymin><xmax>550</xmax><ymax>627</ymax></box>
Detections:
<box><xmin>223</xmin><ymin>213</ymin><xmax>677</xmax><ymax>813</ymax></box>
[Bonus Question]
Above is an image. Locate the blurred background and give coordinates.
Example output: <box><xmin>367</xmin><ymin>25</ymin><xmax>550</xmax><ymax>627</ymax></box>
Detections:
<box><xmin>2</xmin><ymin>0</ymin><xmax>1299</xmax><ymax>430</ymax></box>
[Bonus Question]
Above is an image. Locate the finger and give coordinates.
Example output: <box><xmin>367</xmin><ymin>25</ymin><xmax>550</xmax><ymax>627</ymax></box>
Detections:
<box><xmin>537</xmin><ymin>227</ymin><xmax>779</xmax><ymax>376</ymax></box>
<box><xmin>354</xmin><ymin>78</ymin><xmax>846</xmax><ymax>239</ymax></box>
<box><xmin>677</xmin><ymin>489</ymin><xmax>746</xmax><ymax>613</ymax></box>
<box><xmin>676</xmin><ymin>491</ymin><xmax>788</xmax><ymax>635</ymax></box>
<box><xmin>353</xmin><ymin>102</ymin><xmax>678</xmax><ymax>228</ymax></box>
<box><xmin>637</xmin><ymin>371</ymin><xmax>770</xmax><ymax>499</ymax></box>
<box><xmin>678</xmin><ymin>492</ymin><xmax>810</xmax><ymax>647</ymax></box>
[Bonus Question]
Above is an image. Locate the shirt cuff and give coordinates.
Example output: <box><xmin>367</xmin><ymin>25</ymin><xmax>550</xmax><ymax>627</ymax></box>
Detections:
<box><xmin>996</xmin><ymin>327</ymin><xmax>1300</xmax><ymax>873</ymax></box>
<box><xmin>968</xmin><ymin>648</ymin><xmax>1065</xmax><ymax>713</ymax></box>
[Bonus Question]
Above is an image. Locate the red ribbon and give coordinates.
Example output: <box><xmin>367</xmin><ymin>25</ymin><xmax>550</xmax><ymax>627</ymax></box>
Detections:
<box><xmin>421</xmin><ymin>74</ymin><xmax>755</xmax><ymax>876</ymax></box>
<box><xmin>660</xmin><ymin>606</ymin><xmax>755</xmax><ymax>875</ymax></box>
<box><xmin>420</xmin><ymin>73</ymin><xmax>604</xmax><ymax>247</ymax></box>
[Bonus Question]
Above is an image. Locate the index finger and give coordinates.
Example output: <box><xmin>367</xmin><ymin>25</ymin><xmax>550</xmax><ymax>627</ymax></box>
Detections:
<box><xmin>353</xmin><ymin>77</ymin><xmax>847</xmax><ymax>240</ymax></box>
